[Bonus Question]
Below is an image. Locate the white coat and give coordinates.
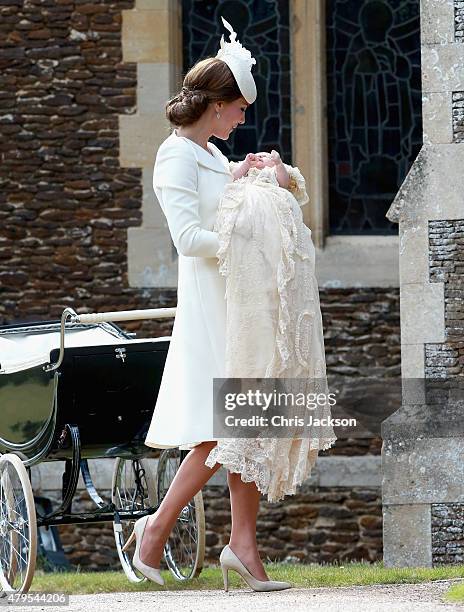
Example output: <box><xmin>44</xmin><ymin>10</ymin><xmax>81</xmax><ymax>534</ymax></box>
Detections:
<box><xmin>144</xmin><ymin>129</ymin><xmax>233</xmax><ymax>450</ymax></box>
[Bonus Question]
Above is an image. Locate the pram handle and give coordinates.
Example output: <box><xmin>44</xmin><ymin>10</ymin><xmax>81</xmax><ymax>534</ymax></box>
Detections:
<box><xmin>44</xmin><ymin>307</ymin><xmax>176</xmax><ymax>373</ymax></box>
<box><xmin>74</xmin><ymin>308</ymin><xmax>177</xmax><ymax>324</ymax></box>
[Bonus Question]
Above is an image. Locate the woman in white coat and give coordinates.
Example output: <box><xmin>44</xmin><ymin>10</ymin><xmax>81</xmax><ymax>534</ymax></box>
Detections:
<box><xmin>124</xmin><ymin>22</ymin><xmax>296</xmax><ymax>592</ymax></box>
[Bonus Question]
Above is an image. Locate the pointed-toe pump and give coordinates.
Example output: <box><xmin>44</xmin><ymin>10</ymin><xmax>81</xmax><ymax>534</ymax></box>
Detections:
<box><xmin>122</xmin><ymin>514</ymin><xmax>164</xmax><ymax>585</ymax></box>
<box><xmin>219</xmin><ymin>544</ymin><xmax>292</xmax><ymax>592</ymax></box>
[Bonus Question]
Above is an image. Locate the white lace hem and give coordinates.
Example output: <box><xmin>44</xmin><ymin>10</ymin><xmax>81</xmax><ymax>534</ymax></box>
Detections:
<box><xmin>204</xmin><ymin>436</ymin><xmax>337</xmax><ymax>503</ymax></box>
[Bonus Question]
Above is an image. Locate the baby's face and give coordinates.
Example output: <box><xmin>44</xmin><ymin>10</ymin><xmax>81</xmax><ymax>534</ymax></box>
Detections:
<box><xmin>261</xmin><ymin>158</ymin><xmax>275</xmax><ymax>167</ymax></box>
<box><xmin>256</xmin><ymin>152</ymin><xmax>275</xmax><ymax>167</ymax></box>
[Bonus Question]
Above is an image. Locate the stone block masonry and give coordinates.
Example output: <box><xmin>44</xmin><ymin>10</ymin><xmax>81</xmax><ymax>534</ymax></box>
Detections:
<box><xmin>0</xmin><ymin>0</ymin><xmax>175</xmax><ymax>337</ymax></box>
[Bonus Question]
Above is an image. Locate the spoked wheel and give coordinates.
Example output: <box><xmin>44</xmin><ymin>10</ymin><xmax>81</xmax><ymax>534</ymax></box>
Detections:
<box><xmin>0</xmin><ymin>453</ymin><xmax>37</xmax><ymax>596</ymax></box>
<box><xmin>157</xmin><ymin>448</ymin><xmax>205</xmax><ymax>580</ymax></box>
<box><xmin>112</xmin><ymin>458</ymin><xmax>158</xmax><ymax>583</ymax></box>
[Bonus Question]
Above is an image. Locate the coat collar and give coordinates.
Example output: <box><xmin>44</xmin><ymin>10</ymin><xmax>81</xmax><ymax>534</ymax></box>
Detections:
<box><xmin>170</xmin><ymin>130</ymin><xmax>231</xmax><ymax>176</ymax></box>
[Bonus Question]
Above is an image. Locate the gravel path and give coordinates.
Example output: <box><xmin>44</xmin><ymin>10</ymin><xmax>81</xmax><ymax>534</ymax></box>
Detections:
<box><xmin>10</xmin><ymin>579</ymin><xmax>464</xmax><ymax>612</ymax></box>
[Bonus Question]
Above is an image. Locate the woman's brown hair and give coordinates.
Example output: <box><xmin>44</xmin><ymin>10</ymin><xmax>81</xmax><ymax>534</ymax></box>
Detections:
<box><xmin>166</xmin><ymin>57</ymin><xmax>242</xmax><ymax>127</ymax></box>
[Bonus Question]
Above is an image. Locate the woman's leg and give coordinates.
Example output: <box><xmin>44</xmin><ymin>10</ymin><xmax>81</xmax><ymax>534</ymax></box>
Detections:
<box><xmin>227</xmin><ymin>471</ymin><xmax>270</xmax><ymax>581</ymax></box>
<box><xmin>139</xmin><ymin>441</ymin><xmax>221</xmax><ymax>567</ymax></box>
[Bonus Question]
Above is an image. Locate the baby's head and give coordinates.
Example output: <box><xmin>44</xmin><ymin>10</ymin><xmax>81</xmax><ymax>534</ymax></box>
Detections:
<box><xmin>255</xmin><ymin>150</ymin><xmax>280</xmax><ymax>168</ymax></box>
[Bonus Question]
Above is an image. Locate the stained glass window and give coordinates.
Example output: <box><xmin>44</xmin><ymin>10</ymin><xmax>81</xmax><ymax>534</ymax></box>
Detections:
<box><xmin>181</xmin><ymin>0</ymin><xmax>291</xmax><ymax>163</ymax></box>
<box><xmin>326</xmin><ymin>0</ymin><xmax>422</xmax><ymax>234</ymax></box>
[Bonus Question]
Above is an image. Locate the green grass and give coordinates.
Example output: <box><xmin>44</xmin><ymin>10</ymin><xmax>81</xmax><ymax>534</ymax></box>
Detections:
<box><xmin>29</xmin><ymin>561</ymin><xmax>464</xmax><ymax>594</ymax></box>
<box><xmin>443</xmin><ymin>581</ymin><xmax>464</xmax><ymax>603</ymax></box>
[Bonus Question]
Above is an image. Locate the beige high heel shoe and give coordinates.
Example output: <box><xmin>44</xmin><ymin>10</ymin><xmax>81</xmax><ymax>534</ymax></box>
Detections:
<box><xmin>220</xmin><ymin>544</ymin><xmax>291</xmax><ymax>592</ymax></box>
<box><xmin>122</xmin><ymin>514</ymin><xmax>165</xmax><ymax>585</ymax></box>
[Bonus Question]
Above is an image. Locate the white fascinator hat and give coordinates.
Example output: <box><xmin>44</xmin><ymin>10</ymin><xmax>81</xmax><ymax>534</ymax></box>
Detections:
<box><xmin>215</xmin><ymin>16</ymin><xmax>257</xmax><ymax>104</ymax></box>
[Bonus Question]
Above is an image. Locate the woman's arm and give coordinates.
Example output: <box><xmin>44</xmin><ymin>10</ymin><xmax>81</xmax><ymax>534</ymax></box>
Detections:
<box><xmin>153</xmin><ymin>142</ymin><xmax>220</xmax><ymax>257</ymax></box>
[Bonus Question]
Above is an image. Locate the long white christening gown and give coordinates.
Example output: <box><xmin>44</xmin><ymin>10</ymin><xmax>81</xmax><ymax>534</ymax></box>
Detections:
<box><xmin>203</xmin><ymin>162</ymin><xmax>337</xmax><ymax>502</ymax></box>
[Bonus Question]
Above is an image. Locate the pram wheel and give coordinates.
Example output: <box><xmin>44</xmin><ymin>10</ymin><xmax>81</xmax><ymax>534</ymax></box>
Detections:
<box><xmin>157</xmin><ymin>448</ymin><xmax>205</xmax><ymax>580</ymax></box>
<box><xmin>0</xmin><ymin>453</ymin><xmax>37</xmax><ymax>596</ymax></box>
<box><xmin>112</xmin><ymin>458</ymin><xmax>158</xmax><ymax>583</ymax></box>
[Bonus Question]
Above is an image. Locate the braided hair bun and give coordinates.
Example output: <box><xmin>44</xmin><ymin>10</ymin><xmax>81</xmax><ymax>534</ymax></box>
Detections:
<box><xmin>165</xmin><ymin>57</ymin><xmax>242</xmax><ymax>127</ymax></box>
<box><xmin>166</xmin><ymin>87</ymin><xmax>210</xmax><ymax>127</ymax></box>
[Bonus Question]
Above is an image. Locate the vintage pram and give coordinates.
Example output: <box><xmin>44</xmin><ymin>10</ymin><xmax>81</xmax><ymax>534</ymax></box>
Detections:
<box><xmin>0</xmin><ymin>307</ymin><xmax>206</xmax><ymax>594</ymax></box>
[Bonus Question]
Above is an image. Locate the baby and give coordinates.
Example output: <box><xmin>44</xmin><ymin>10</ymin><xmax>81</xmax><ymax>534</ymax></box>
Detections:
<box><xmin>230</xmin><ymin>149</ymin><xmax>290</xmax><ymax>189</ymax></box>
